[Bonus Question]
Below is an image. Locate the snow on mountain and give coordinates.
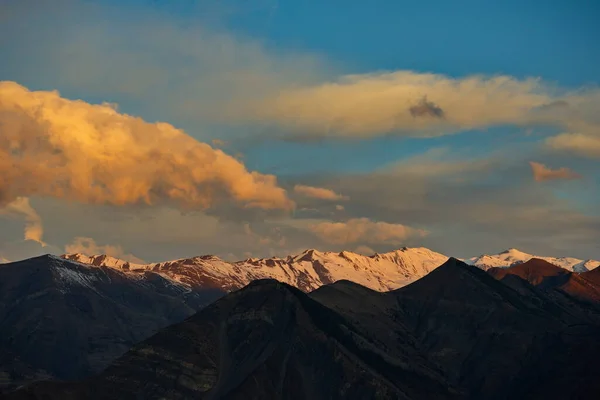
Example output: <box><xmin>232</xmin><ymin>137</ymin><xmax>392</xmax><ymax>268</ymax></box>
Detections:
<box><xmin>62</xmin><ymin>247</ymin><xmax>449</xmax><ymax>292</ymax></box>
<box><xmin>466</xmin><ymin>248</ymin><xmax>600</xmax><ymax>272</ymax></box>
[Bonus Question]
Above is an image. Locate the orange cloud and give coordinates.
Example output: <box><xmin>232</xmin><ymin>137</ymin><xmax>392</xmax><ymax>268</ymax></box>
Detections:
<box><xmin>529</xmin><ymin>162</ymin><xmax>581</xmax><ymax>182</ymax></box>
<box><xmin>294</xmin><ymin>185</ymin><xmax>349</xmax><ymax>201</ymax></box>
<box><xmin>64</xmin><ymin>237</ymin><xmax>145</xmax><ymax>264</ymax></box>
<box><xmin>0</xmin><ymin>81</ymin><xmax>293</xmax><ymax>212</ymax></box>
<box><xmin>309</xmin><ymin>218</ymin><xmax>428</xmax><ymax>245</ymax></box>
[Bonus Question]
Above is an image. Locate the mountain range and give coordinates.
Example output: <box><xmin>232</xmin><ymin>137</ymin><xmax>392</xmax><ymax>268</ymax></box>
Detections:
<box><xmin>61</xmin><ymin>246</ymin><xmax>600</xmax><ymax>293</ymax></box>
<box><xmin>1</xmin><ymin>248</ymin><xmax>600</xmax><ymax>398</ymax></box>
<box><xmin>4</xmin><ymin>257</ymin><xmax>600</xmax><ymax>399</ymax></box>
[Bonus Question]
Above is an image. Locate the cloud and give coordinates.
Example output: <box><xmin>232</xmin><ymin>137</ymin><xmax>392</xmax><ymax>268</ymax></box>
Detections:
<box><xmin>0</xmin><ymin>0</ymin><xmax>328</xmax><ymax>136</ymax></box>
<box><xmin>0</xmin><ymin>197</ymin><xmax>46</xmax><ymax>246</ymax></box>
<box><xmin>409</xmin><ymin>96</ymin><xmax>445</xmax><ymax>119</ymax></box>
<box><xmin>227</xmin><ymin>72</ymin><xmax>556</xmax><ymax>137</ymax></box>
<box><xmin>290</xmin><ymin>146</ymin><xmax>600</xmax><ymax>259</ymax></box>
<box><xmin>224</xmin><ymin>70</ymin><xmax>600</xmax><ymax>141</ymax></box>
<box><xmin>309</xmin><ymin>218</ymin><xmax>428</xmax><ymax>245</ymax></box>
<box><xmin>546</xmin><ymin>133</ymin><xmax>600</xmax><ymax>158</ymax></box>
<box><xmin>293</xmin><ymin>184</ymin><xmax>349</xmax><ymax>201</ymax></box>
<box><xmin>529</xmin><ymin>161</ymin><xmax>581</xmax><ymax>182</ymax></box>
<box><xmin>0</xmin><ymin>81</ymin><xmax>293</xmax><ymax>212</ymax></box>
<box><xmin>353</xmin><ymin>245</ymin><xmax>375</xmax><ymax>255</ymax></box>
<box><xmin>335</xmin><ymin>204</ymin><xmax>345</xmax><ymax>211</ymax></box>
<box><xmin>64</xmin><ymin>237</ymin><xmax>145</xmax><ymax>264</ymax></box>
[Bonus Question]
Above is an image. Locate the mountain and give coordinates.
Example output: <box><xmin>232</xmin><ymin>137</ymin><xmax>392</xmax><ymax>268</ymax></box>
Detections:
<box><xmin>466</xmin><ymin>248</ymin><xmax>600</xmax><ymax>272</ymax></box>
<box><xmin>0</xmin><ymin>255</ymin><xmax>224</xmax><ymax>391</ymax></box>
<box><xmin>3</xmin><ymin>280</ymin><xmax>461</xmax><ymax>400</ymax></box>
<box><xmin>63</xmin><ymin>247</ymin><xmax>450</xmax><ymax>292</ymax></box>
<box><xmin>63</xmin><ymin>248</ymin><xmax>600</xmax><ymax>296</ymax></box>
<box><xmin>582</xmin><ymin>267</ymin><xmax>600</xmax><ymax>286</ymax></box>
<box><xmin>489</xmin><ymin>258</ymin><xmax>600</xmax><ymax>304</ymax></box>
<box><xmin>7</xmin><ymin>258</ymin><xmax>600</xmax><ymax>399</ymax></box>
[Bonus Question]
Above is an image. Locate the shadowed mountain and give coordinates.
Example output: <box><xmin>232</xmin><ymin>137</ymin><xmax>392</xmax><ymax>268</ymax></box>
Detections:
<box><xmin>581</xmin><ymin>266</ymin><xmax>600</xmax><ymax>286</ymax></box>
<box><xmin>6</xmin><ymin>257</ymin><xmax>600</xmax><ymax>400</ymax></box>
<box><xmin>4</xmin><ymin>280</ymin><xmax>461</xmax><ymax>400</ymax></box>
<box><xmin>0</xmin><ymin>255</ymin><xmax>225</xmax><ymax>391</ymax></box>
<box><xmin>489</xmin><ymin>258</ymin><xmax>600</xmax><ymax>304</ymax></box>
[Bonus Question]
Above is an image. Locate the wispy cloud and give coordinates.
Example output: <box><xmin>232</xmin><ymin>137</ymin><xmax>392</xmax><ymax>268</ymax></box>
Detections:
<box><xmin>64</xmin><ymin>237</ymin><xmax>145</xmax><ymax>264</ymax></box>
<box><xmin>546</xmin><ymin>133</ymin><xmax>600</xmax><ymax>158</ymax></box>
<box><xmin>0</xmin><ymin>197</ymin><xmax>46</xmax><ymax>246</ymax></box>
<box><xmin>223</xmin><ymin>71</ymin><xmax>600</xmax><ymax>144</ymax></box>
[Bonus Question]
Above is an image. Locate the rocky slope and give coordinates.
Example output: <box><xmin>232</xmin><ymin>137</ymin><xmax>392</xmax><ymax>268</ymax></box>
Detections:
<box><xmin>0</xmin><ymin>255</ymin><xmax>224</xmax><ymax>391</ymax></box>
<box><xmin>8</xmin><ymin>259</ymin><xmax>600</xmax><ymax>399</ymax></box>
<box><xmin>488</xmin><ymin>258</ymin><xmax>600</xmax><ymax>304</ymax></box>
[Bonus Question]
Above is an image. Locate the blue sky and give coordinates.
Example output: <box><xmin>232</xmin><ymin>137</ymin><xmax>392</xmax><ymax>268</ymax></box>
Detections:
<box><xmin>0</xmin><ymin>0</ymin><xmax>599</xmax><ymax>262</ymax></box>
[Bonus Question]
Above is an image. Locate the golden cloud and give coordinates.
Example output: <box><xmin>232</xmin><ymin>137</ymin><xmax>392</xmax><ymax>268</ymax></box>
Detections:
<box><xmin>309</xmin><ymin>218</ymin><xmax>428</xmax><ymax>245</ymax></box>
<box><xmin>0</xmin><ymin>81</ymin><xmax>294</xmax><ymax>211</ymax></box>
<box><xmin>226</xmin><ymin>71</ymin><xmax>600</xmax><ymax>141</ymax></box>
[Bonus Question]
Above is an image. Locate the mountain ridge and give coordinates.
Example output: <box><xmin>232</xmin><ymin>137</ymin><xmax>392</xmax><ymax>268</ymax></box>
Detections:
<box><xmin>61</xmin><ymin>247</ymin><xmax>600</xmax><ymax>294</ymax></box>
<box><xmin>6</xmin><ymin>257</ymin><xmax>600</xmax><ymax>399</ymax></box>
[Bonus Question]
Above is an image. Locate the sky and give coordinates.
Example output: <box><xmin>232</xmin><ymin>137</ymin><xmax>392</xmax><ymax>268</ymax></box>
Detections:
<box><xmin>0</xmin><ymin>0</ymin><xmax>599</xmax><ymax>263</ymax></box>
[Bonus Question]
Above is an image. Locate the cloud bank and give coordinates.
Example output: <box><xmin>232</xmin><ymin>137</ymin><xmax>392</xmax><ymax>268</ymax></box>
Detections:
<box><xmin>225</xmin><ymin>71</ymin><xmax>600</xmax><ymax>145</ymax></box>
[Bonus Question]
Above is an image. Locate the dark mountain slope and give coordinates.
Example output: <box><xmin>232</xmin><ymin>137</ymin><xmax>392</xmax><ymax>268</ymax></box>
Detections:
<box><xmin>314</xmin><ymin>258</ymin><xmax>600</xmax><ymax>399</ymax></box>
<box><xmin>393</xmin><ymin>258</ymin><xmax>600</xmax><ymax>399</ymax></box>
<box><xmin>5</xmin><ymin>257</ymin><xmax>600</xmax><ymax>400</ymax></box>
<box><xmin>0</xmin><ymin>255</ymin><xmax>224</xmax><ymax>390</ymax></box>
<box><xmin>5</xmin><ymin>280</ymin><xmax>460</xmax><ymax>400</ymax></box>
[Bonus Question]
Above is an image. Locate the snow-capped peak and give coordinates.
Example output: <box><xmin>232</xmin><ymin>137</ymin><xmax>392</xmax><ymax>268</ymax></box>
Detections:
<box><xmin>62</xmin><ymin>247</ymin><xmax>450</xmax><ymax>292</ymax></box>
<box><xmin>467</xmin><ymin>249</ymin><xmax>599</xmax><ymax>273</ymax></box>
<box><xmin>60</xmin><ymin>246</ymin><xmax>599</xmax><ymax>293</ymax></box>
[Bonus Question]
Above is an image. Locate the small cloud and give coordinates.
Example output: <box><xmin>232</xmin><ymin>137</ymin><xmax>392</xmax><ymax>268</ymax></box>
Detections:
<box><xmin>294</xmin><ymin>184</ymin><xmax>349</xmax><ymax>201</ymax></box>
<box><xmin>354</xmin><ymin>245</ymin><xmax>375</xmax><ymax>255</ymax></box>
<box><xmin>0</xmin><ymin>197</ymin><xmax>46</xmax><ymax>246</ymax></box>
<box><xmin>309</xmin><ymin>217</ymin><xmax>427</xmax><ymax>245</ymax></box>
<box><xmin>335</xmin><ymin>204</ymin><xmax>345</xmax><ymax>211</ymax></box>
<box><xmin>529</xmin><ymin>161</ymin><xmax>581</xmax><ymax>182</ymax></box>
<box><xmin>409</xmin><ymin>96</ymin><xmax>445</xmax><ymax>119</ymax></box>
<box><xmin>211</xmin><ymin>139</ymin><xmax>226</xmax><ymax>147</ymax></box>
<box><xmin>64</xmin><ymin>237</ymin><xmax>145</xmax><ymax>264</ymax></box>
